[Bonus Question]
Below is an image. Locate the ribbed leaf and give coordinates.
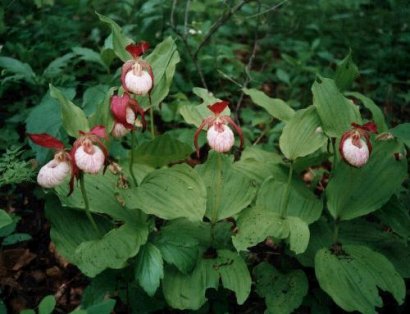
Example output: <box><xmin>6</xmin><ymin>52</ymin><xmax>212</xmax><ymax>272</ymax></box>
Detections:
<box><xmin>96</xmin><ymin>12</ymin><xmax>132</xmax><ymax>62</ymax></box>
<box><xmin>390</xmin><ymin>123</ymin><xmax>410</xmax><ymax>147</ymax></box>
<box><xmin>254</xmin><ymin>262</ymin><xmax>308</xmax><ymax>314</ymax></box>
<box><xmin>134</xmin><ymin>243</ymin><xmax>164</xmax><ymax>296</ymax></box>
<box><xmin>315</xmin><ymin>245</ymin><xmax>405</xmax><ymax>313</ymax></box>
<box><xmin>133</xmin><ymin>134</ymin><xmax>193</xmax><ymax>168</ymax></box>
<box><xmin>243</xmin><ymin>88</ymin><xmax>294</xmax><ymax>122</ymax></box>
<box><xmin>334</xmin><ymin>51</ymin><xmax>359</xmax><ymax>92</ymax></box>
<box><xmin>196</xmin><ymin>152</ymin><xmax>257</xmax><ymax>222</ymax></box>
<box><xmin>49</xmin><ymin>84</ymin><xmax>89</xmax><ymax>137</ymax></box>
<box><xmin>123</xmin><ymin>164</ymin><xmax>207</xmax><ymax>221</ymax></box>
<box><xmin>312</xmin><ymin>77</ymin><xmax>361</xmax><ymax>137</ymax></box>
<box><xmin>326</xmin><ymin>140</ymin><xmax>407</xmax><ymax>220</ymax></box>
<box><xmin>279</xmin><ymin>106</ymin><xmax>327</xmax><ymax>160</ymax></box>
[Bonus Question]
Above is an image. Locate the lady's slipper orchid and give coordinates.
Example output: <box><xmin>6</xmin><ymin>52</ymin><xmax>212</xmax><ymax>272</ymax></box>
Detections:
<box><xmin>339</xmin><ymin>122</ymin><xmax>378</xmax><ymax>168</ymax></box>
<box><xmin>110</xmin><ymin>93</ymin><xmax>146</xmax><ymax>138</ymax></box>
<box><xmin>121</xmin><ymin>41</ymin><xmax>154</xmax><ymax>96</ymax></box>
<box><xmin>194</xmin><ymin>101</ymin><xmax>244</xmax><ymax>157</ymax></box>
<box><xmin>71</xmin><ymin>126</ymin><xmax>109</xmax><ymax>175</ymax></box>
<box><xmin>28</xmin><ymin>134</ymin><xmax>71</xmax><ymax>188</ymax></box>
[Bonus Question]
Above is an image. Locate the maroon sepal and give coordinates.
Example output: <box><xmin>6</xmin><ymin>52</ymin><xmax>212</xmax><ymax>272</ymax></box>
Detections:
<box><xmin>208</xmin><ymin>101</ymin><xmax>229</xmax><ymax>115</ymax></box>
<box><xmin>90</xmin><ymin>125</ymin><xmax>108</xmax><ymax>140</ymax></box>
<box><xmin>126</xmin><ymin>41</ymin><xmax>150</xmax><ymax>59</ymax></box>
<box><xmin>28</xmin><ymin>133</ymin><xmax>65</xmax><ymax>150</ymax></box>
<box><xmin>121</xmin><ymin>61</ymin><xmax>133</xmax><ymax>93</ymax></box>
<box><xmin>351</xmin><ymin>122</ymin><xmax>378</xmax><ymax>134</ymax></box>
<box><xmin>223</xmin><ymin>116</ymin><xmax>244</xmax><ymax>150</ymax></box>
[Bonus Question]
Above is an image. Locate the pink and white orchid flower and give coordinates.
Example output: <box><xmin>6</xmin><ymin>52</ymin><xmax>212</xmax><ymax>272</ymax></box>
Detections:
<box><xmin>121</xmin><ymin>41</ymin><xmax>154</xmax><ymax>96</ymax></box>
<box><xmin>194</xmin><ymin>101</ymin><xmax>244</xmax><ymax>157</ymax></box>
<box><xmin>110</xmin><ymin>93</ymin><xmax>146</xmax><ymax>138</ymax></box>
<box><xmin>339</xmin><ymin>122</ymin><xmax>378</xmax><ymax>168</ymax></box>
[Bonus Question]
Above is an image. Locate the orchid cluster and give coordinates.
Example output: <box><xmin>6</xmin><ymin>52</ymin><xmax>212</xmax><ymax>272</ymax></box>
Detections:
<box><xmin>29</xmin><ymin>126</ymin><xmax>108</xmax><ymax>193</ymax></box>
<box><xmin>339</xmin><ymin>122</ymin><xmax>378</xmax><ymax>168</ymax></box>
<box><xmin>110</xmin><ymin>41</ymin><xmax>153</xmax><ymax>138</ymax></box>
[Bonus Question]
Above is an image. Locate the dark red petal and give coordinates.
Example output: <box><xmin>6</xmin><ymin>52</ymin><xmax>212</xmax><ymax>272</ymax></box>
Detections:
<box><xmin>111</xmin><ymin>94</ymin><xmax>132</xmax><ymax>128</ymax></box>
<box><xmin>28</xmin><ymin>133</ymin><xmax>65</xmax><ymax>150</ymax></box>
<box><xmin>224</xmin><ymin>116</ymin><xmax>244</xmax><ymax>149</ymax></box>
<box><xmin>68</xmin><ymin>146</ymin><xmax>81</xmax><ymax>196</ymax></box>
<box><xmin>90</xmin><ymin>125</ymin><xmax>108</xmax><ymax>140</ymax></box>
<box><xmin>362</xmin><ymin>122</ymin><xmax>378</xmax><ymax>134</ymax></box>
<box><xmin>126</xmin><ymin>41</ymin><xmax>150</xmax><ymax>59</ymax></box>
<box><xmin>194</xmin><ymin>118</ymin><xmax>212</xmax><ymax>158</ymax></box>
<box><xmin>208</xmin><ymin>101</ymin><xmax>229</xmax><ymax>115</ymax></box>
<box><xmin>121</xmin><ymin>61</ymin><xmax>134</xmax><ymax>93</ymax></box>
<box><xmin>338</xmin><ymin>131</ymin><xmax>352</xmax><ymax>163</ymax></box>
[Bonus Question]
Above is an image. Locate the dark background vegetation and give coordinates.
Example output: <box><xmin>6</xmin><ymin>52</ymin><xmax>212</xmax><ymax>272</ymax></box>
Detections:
<box><xmin>0</xmin><ymin>0</ymin><xmax>409</xmax><ymax>313</ymax></box>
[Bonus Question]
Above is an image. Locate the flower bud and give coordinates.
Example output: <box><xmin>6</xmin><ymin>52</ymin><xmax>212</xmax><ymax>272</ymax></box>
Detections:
<box><xmin>207</xmin><ymin>124</ymin><xmax>235</xmax><ymax>153</ymax></box>
<box><xmin>37</xmin><ymin>153</ymin><xmax>71</xmax><ymax>188</ymax></box>
<box><xmin>340</xmin><ymin>134</ymin><xmax>369</xmax><ymax>168</ymax></box>
<box><xmin>74</xmin><ymin>139</ymin><xmax>105</xmax><ymax>174</ymax></box>
<box><xmin>124</xmin><ymin>63</ymin><xmax>153</xmax><ymax>95</ymax></box>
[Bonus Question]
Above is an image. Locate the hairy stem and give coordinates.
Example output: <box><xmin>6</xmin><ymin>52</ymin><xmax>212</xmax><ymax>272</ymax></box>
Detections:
<box><xmin>149</xmin><ymin>95</ymin><xmax>155</xmax><ymax>139</ymax></box>
<box><xmin>79</xmin><ymin>174</ymin><xmax>100</xmax><ymax>235</ymax></box>
<box><xmin>280</xmin><ymin>162</ymin><xmax>293</xmax><ymax>218</ymax></box>
<box><xmin>129</xmin><ymin>130</ymin><xmax>138</xmax><ymax>187</ymax></box>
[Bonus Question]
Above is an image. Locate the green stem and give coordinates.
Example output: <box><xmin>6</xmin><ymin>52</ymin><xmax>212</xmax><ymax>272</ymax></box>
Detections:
<box><xmin>129</xmin><ymin>130</ymin><xmax>138</xmax><ymax>187</ymax></box>
<box><xmin>149</xmin><ymin>95</ymin><xmax>155</xmax><ymax>139</ymax></box>
<box><xmin>280</xmin><ymin>162</ymin><xmax>293</xmax><ymax>218</ymax></box>
<box><xmin>331</xmin><ymin>138</ymin><xmax>337</xmax><ymax>173</ymax></box>
<box><xmin>79</xmin><ymin>174</ymin><xmax>100</xmax><ymax>235</ymax></box>
<box><xmin>333</xmin><ymin>219</ymin><xmax>340</xmax><ymax>244</ymax></box>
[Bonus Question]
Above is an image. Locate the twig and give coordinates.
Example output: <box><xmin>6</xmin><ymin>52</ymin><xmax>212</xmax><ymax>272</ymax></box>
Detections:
<box><xmin>169</xmin><ymin>0</ymin><xmax>208</xmax><ymax>89</ymax></box>
<box><xmin>235</xmin><ymin>0</ymin><xmax>261</xmax><ymax>123</ymax></box>
<box><xmin>193</xmin><ymin>0</ymin><xmax>252</xmax><ymax>60</ymax></box>
<box><xmin>246</xmin><ymin>0</ymin><xmax>289</xmax><ymax>19</ymax></box>
<box><xmin>183</xmin><ymin>0</ymin><xmax>190</xmax><ymax>38</ymax></box>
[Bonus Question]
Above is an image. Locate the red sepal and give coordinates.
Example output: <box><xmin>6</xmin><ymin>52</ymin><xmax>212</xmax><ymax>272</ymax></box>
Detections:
<box><xmin>129</xmin><ymin>98</ymin><xmax>147</xmax><ymax>131</ymax></box>
<box><xmin>126</xmin><ymin>41</ymin><xmax>150</xmax><ymax>59</ymax></box>
<box><xmin>68</xmin><ymin>144</ymin><xmax>81</xmax><ymax>196</ymax></box>
<box><xmin>111</xmin><ymin>94</ymin><xmax>133</xmax><ymax>128</ymax></box>
<box><xmin>194</xmin><ymin>118</ymin><xmax>211</xmax><ymax>158</ymax></box>
<box><xmin>208</xmin><ymin>101</ymin><xmax>229</xmax><ymax>115</ymax></box>
<box><xmin>28</xmin><ymin>133</ymin><xmax>65</xmax><ymax>150</ymax></box>
<box><xmin>223</xmin><ymin>116</ymin><xmax>244</xmax><ymax>150</ymax></box>
<box><xmin>351</xmin><ymin>122</ymin><xmax>378</xmax><ymax>134</ymax></box>
<box><xmin>90</xmin><ymin>125</ymin><xmax>108</xmax><ymax>140</ymax></box>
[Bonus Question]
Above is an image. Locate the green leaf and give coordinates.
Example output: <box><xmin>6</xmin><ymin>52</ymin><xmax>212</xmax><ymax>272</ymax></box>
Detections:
<box><xmin>132</xmin><ymin>134</ymin><xmax>193</xmax><ymax>168</ymax></box>
<box><xmin>256</xmin><ymin>174</ymin><xmax>323</xmax><ymax>224</ymax></box>
<box><xmin>0</xmin><ymin>56</ymin><xmax>36</xmax><ymax>84</ymax></box>
<box><xmin>135</xmin><ymin>243</ymin><xmax>164</xmax><ymax>296</ymax></box>
<box><xmin>2</xmin><ymin>233</ymin><xmax>32</xmax><ymax>246</ymax></box>
<box><xmin>232</xmin><ymin>207</ymin><xmax>289</xmax><ymax>252</ymax></box>
<box><xmin>55</xmin><ymin>170</ymin><xmax>129</xmax><ymax>220</ymax></box>
<box><xmin>312</xmin><ymin>76</ymin><xmax>361</xmax><ymax>137</ymax></box>
<box><xmin>154</xmin><ymin>226</ymin><xmax>199</xmax><ymax>274</ymax></box>
<box><xmin>196</xmin><ymin>152</ymin><xmax>257</xmax><ymax>222</ymax></box>
<box><xmin>123</xmin><ymin>164</ymin><xmax>207</xmax><ymax>221</ymax></box>
<box><xmin>82</xmin><ymin>84</ymin><xmax>110</xmax><ymax>116</ymax></box>
<box><xmin>0</xmin><ymin>209</ymin><xmax>12</xmax><ymax>229</ymax></box>
<box><xmin>42</xmin><ymin>53</ymin><xmax>75</xmax><ymax>79</ymax></box>
<box><xmin>390</xmin><ymin>123</ymin><xmax>410</xmax><ymax>147</ymax></box>
<box><xmin>334</xmin><ymin>51</ymin><xmax>359</xmax><ymax>91</ymax></box>
<box><xmin>74</xmin><ymin>220</ymin><xmax>149</xmax><ymax>277</ymax></box>
<box><xmin>254</xmin><ymin>262</ymin><xmax>308</xmax><ymax>314</ymax></box>
<box><xmin>137</xmin><ymin>37</ymin><xmax>180</xmax><ymax>109</ymax></box>
<box><xmin>315</xmin><ymin>245</ymin><xmax>405</xmax><ymax>313</ymax></box>
<box><xmin>326</xmin><ymin>140</ymin><xmax>407</xmax><ymax>220</ymax></box>
<box><xmin>96</xmin><ymin>12</ymin><xmax>132</xmax><ymax>62</ymax></box>
<box><xmin>279</xmin><ymin>106</ymin><xmax>327</xmax><ymax>160</ymax></box>
<box><xmin>375</xmin><ymin>197</ymin><xmax>410</xmax><ymax>240</ymax></box>
<box><xmin>72</xmin><ymin>47</ymin><xmax>108</xmax><ymax>70</ymax></box>
<box><xmin>89</xmin><ymin>86</ymin><xmax>116</xmax><ymax>132</ymax></box>
<box><xmin>85</xmin><ymin>299</ymin><xmax>116</xmax><ymax>314</ymax></box>
<box><xmin>179</xmin><ymin>87</ymin><xmax>229</xmax><ymax>128</ymax></box>
<box><xmin>344</xmin><ymin>92</ymin><xmax>388</xmax><ymax>133</ymax></box>
<box><xmin>162</xmin><ymin>249</ymin><xmax>251</xmax><ymax>310</ymax></box>
<box><xmin>243</xmin><ymin>88</ymin><xmax>294</xmax><ymax>122</ymax></box>
<box><xmin>38</xmin><ymin>295</ymin><xmax>56</xmax><ymax>314</ymax></box>
<box><xmin>49</xmin><ymin>84</ymin><xmax>89</xmax><ymax>137</ymax></box>
<box><xmin>287</xmin><ymin>216</ymin><xmax>310</xmax><ymax>255</ymax></box>
<box><xmin>232</xmin><ymin>147</ymin><xmax>283</xmax><ymax>184</ymax></box>
<box><xmin>20</xmin><ymin>310</ymin><xmax>35</xmax><ymax>314</ymax></box>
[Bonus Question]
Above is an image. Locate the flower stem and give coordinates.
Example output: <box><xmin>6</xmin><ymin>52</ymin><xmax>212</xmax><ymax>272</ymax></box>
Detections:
<box><xmin>79</xmin><ymin>174</ymin><xmax>100</xmax><ymax>235</ymax></box>
<box><xmin>129</xmin><ymin>130</ymin><xmax>138</xmax><ymax>187</ymax></box>
<box><xmin>149</xmin><ymin>95</ymin><xmax>155</xmax><ymax>139</ymax></box>
<box><xmin>333</xmin><ymin>218</ymin><xmax>340</xmax><ymax>244</ymax></box>
<box><xmin>280</xmin><ymin>162</ymin><xmax>293</xmax><ymax>219</ymax></box>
